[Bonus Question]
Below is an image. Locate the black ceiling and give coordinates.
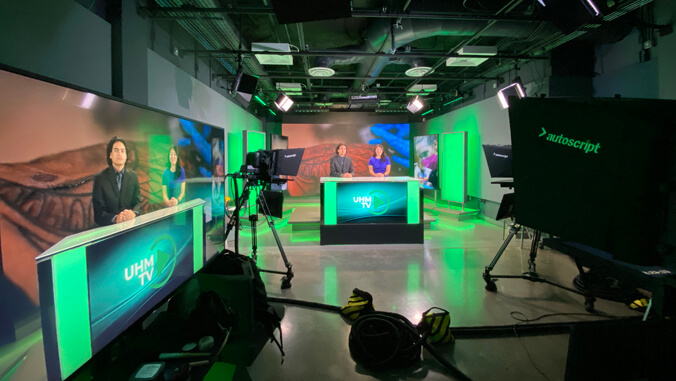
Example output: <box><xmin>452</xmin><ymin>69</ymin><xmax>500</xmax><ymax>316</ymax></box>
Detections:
<box><xmin>140</xmin><ymin>0</ymin><xmax>653</xmax><ymax>114</ymax></box>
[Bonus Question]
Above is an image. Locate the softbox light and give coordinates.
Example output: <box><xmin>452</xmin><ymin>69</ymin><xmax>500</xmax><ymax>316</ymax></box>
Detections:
<box><xmin>407</xmin><ymin>96</ymin><xmax>425</xmax><ymax>113</ymax></box>
<box><xmin>274</xmin><ymin>93</ymin><xmax>294</xmax><ymax>112</ymax></box>
<box><xmin>497</xmin><ymin>83</ymin><xmax>525</xmax><ymax>109</ymax></box>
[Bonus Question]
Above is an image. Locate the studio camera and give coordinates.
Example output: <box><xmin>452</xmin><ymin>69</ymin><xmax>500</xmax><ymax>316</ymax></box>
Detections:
<box><xmin>243</xmin><ymin>148</ymin><xmax>305</xmax><ymax>183</ymax></box>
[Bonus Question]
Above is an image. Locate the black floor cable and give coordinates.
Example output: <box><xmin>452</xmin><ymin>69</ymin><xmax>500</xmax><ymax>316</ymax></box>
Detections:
<box><xmin>268</xmin><ymin>297</ymin><xmax>472</xmax><ymax>380</ymax></box>
<box><xmin>267</xmin><ymin>297</ymin><xmax>638</xmax><ymax>380</ymax></box>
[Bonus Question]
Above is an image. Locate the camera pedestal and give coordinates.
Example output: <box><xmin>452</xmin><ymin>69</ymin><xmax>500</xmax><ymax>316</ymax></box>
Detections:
<box><xmin>483</xmin><ymin>222</ymin><xmax>596</xmax><ymax>311</ymax></box>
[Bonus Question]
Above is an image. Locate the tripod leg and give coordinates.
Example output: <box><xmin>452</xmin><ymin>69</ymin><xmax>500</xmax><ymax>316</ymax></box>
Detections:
<box><xmin>574</xmin><ymin>261</ymin><xmax>596</xmax><ymax>312</ymax></box>
<box><xmin>483</xmin><ymin>224</ymin><xmax>520</xmax><ymax>291</ymax></box>
<box><xmin>266</xmin><ymin>215</ymin><xmax>294</xmax><ymax>289</ymax></box>
<box><xmin>525</xmin><ymin>230</ymin><xmax>541</xmax><ymax>276</ymax></box>
<box><xmin>249</xmin><ymin>214</ymin><xmax>258</xmax><ymax>262</ymax></box>
<box><xmin>223</xmin><ymin>183</ymin><xmax>250</xmax><ymax>255</ymax></box>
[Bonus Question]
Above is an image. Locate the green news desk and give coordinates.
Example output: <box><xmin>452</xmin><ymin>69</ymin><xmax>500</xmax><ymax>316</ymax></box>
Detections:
<box><xmin>37</xmin><ymin>200</ymin><xmax>205</xmax><ymax>381</ymax></box>
<box><xmin>320</xmin><ymin>176</ymin><xmax>423</xmax><ymax>245</ymax></box>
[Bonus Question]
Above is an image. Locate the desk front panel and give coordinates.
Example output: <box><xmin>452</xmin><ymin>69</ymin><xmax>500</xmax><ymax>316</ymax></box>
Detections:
<box><xmin>322</xmin><ymin>180</ymin><xmax>420</xmax><ymax>225</ymax></box>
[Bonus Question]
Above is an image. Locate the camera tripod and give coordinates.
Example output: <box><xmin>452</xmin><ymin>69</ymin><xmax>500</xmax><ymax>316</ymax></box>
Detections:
<box><xmin>482</xmin><ymin>219</ymin><xmax>596</xmax><ymax>311</ymax></box>
<box><xmin>224</xmin><ymin>173</ymin><xmax>294</xmax><ymax>289</ymax></box>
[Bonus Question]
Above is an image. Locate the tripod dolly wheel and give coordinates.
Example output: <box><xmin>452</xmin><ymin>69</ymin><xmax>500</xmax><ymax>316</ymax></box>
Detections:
<box><xmin>584</xmin><ymin>297</ymin><xmax>595</xmax><ymax>313</ymax></box>
<box><xmin>281</xmin><ymin>276</ymin><xmax>292</xmax><ymax>289</ymax></box>
<box><xmin>483</xmin><ymin>270</ymin><xmax>497</xmax><ymax>292</ymax></box>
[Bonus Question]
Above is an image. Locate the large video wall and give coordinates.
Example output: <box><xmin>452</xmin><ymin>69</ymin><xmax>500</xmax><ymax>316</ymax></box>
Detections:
<box><xmin>0</xmin><ymin>68</ymin><xmax>225</xmax><ymax>315</ymax></box>
<box><xmin>282</xmin><ymin>123</ymin><xmax>411</xmax><ymax>196</ymax></box>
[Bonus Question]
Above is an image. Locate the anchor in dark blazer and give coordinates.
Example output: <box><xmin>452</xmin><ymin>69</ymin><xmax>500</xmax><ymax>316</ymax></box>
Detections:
<box><xmin>329</xmin><ymin>143</ymin><xmax>354</xmax><ymax>178</ymax></box>
<box><xmin>92</xmin><ymin>137</ymin><xmax>141</xmax><ymax>226</ymax></box>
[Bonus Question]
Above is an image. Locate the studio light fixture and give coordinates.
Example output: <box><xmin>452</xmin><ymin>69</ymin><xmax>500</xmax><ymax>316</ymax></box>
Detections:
<box><xmin>496</xmin><ymin>83</ymin><xmax>525</xmax><ymax>109</ymax></box>
<box><xmin>581</xmin><ymin>0</ymin><xmax>600</xmax><ymax>16</ymax></box>
<box><xmin>407</xmin><ymin>96</ymin><xmax>425</xmax><ymax>113</ymax></box>
<box><xmin>274</xmin><ymin>93</ymin><xmax>294</xmax><ymax>112</ymax></box>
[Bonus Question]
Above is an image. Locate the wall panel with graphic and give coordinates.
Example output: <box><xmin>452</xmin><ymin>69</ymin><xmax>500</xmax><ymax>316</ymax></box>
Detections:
<box><xmin>0</xmin><ymin>68</ymin><xmax>225</xmax><ymax>345</ymax></box>
<box><xmin>282</xmin><ymin>123</ymin><xmax>410</xmax><ymax>196</ymax></box>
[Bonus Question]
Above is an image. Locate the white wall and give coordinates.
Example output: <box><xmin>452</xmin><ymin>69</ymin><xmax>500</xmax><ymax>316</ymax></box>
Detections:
<box><xmin>147</xmin><ymin>50</ymin><xmax>262</xmax><ymax>132</ymax></box>
<box><xmin>147</xmin><ymin>50</ymin><xmax>263</xmax><ymax>177</ymax></box>
<box><xmin>0</xmin><ymin>0</ymin><xmax>111</xmax><ymax>94</ymax></box>
<box><xmin>422</xmin><ymin>96</ymin><xmax>512</xmax><ymax>204</ymax></box>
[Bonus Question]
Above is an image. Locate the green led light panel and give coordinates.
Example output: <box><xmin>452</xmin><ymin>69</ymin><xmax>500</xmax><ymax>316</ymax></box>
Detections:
<box><xmin>246</xmin><ymin>130</ymin><xmax>266</xmax><ymax>154</ymax></box>
<box><xmin>53</xmin><ymin>246</ymin><xmax>91</xmax><ymax>379</ymax></box>
<box><xmin>245</xmin><ymin>131</ymin><xmax>266</xmax><ymax>213</ymax></box>
<box><xmin>407</xmin><ymin>180</ymin><xmax>420</xmax><ymax>224</ymax></box>
<box><xmin>324</xmin><ymin>182</ymin><xmax>337</xmax><ymax>225</ymax></box>
<box><xmin>193</xmin><ymin>204</ymin><xmax>204</xmax><ymax>273</ymax></box>
<box><xmin>441</xmin><ymin>132</ymin><xmax>467</xmax><ymax>203</ymax></box>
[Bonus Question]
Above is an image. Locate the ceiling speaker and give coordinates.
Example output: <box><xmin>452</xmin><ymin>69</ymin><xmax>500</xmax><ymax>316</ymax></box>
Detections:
<box><xmin>271</xmin><ymin>0</ymin><xmax>351</xmax><ymax>24</ymax></box>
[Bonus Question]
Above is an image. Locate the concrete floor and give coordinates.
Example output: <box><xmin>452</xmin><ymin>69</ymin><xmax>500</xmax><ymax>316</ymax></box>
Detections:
<box><xmin>241</xmin><ymin>203</ymin><xmax>641</xmax><ymax>381</ymax></box>
<box><xmin>0</xmin><ymin>201</ymin><xmax>643</xmax><ymax>381</ymax></box>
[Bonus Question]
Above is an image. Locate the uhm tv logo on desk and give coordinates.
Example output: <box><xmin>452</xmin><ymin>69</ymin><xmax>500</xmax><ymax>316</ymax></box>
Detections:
<box><xmin>353</xmin><ymin>189</ymin><xmax>391</xmax><ymax>215</ymax></box>
<box><xmin>124</xmin><ymin>235</ymin><xmax>177</xmax><ymax>288</ymax></box>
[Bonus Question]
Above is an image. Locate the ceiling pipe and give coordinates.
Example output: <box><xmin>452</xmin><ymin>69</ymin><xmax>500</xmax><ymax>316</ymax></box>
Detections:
<box><xmin>153</xmin><ymin>0</ymin><xmax>273</xmax><ymax>91</ymax></box>
<box><xmin>325</xmin><ymin>17</ymin><xmax>557</xmax><ymax>90</ymax></box>
<box><xmin>142</xmin><ymin>6</ymin><xmax>536</xmax><ymax>22</ymax></box>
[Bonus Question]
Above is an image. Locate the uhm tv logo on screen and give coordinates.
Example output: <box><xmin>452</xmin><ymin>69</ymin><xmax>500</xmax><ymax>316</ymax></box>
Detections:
<box><xmin>124</xmin><ymin>235</ymin><xmax>177</xmax><ymax>288</ymax></box>
<box><xmin>353</xmin><ymin>190</ymin><xmax>390</xmax><ymax>215</ymax></box>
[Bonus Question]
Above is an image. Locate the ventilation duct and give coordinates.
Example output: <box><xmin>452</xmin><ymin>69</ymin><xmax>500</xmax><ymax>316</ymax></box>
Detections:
<box><xmin>155</xmin><ymin>0</ymin><xmax>272</xmax><ymax>90</ymax></box>
<box><xmin>319</xmin><ymin>18</ymin><xmax>559</xmax><ymax>89</ymax></box>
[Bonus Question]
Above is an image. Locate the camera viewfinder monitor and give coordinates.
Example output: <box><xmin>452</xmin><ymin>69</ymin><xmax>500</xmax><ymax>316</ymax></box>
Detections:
<box><xmin>273</xmin><ymin>148</ymin><xmax>304</xmax><ymax>176</ymax></box>
<box><xmin>483</xmin><ymin>144</ymin><xmax>513</xmax><ymax>178</ymax></box>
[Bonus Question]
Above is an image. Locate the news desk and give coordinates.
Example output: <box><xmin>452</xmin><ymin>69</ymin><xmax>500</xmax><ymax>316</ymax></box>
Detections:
<box><xmin>320</xmin><ymin>176</ymin><xmax>423</xmax><ymax>245</ymax></box>
<box><xmin>36</xmin><ymin>200</ymin><xmax>205</xmax><ymax>381</ymax></box>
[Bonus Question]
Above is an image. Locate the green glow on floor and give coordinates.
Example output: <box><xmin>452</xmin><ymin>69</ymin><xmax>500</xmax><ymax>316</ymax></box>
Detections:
<box><xmin>0</xmin><ymin>329</ymin><xmax>43</xmax><ymax>377</ymax></box>
<box><xmin>238</xmin><ymin>217</ymin><xmax>289</xmax><ymax>237</ymax></box>
<box><xmin>434</xmin><ymin>222</ymin><xmax>476</xmax><ymax>231</ymax></box>
<box><xmin>407</xmin><ymin>262</ymin><xmax>420</xmax><ymax>298</ymax></box>
<box><xmin>324</xmin><ymin>267</ymin><xmax>338</xmax><ymax>307</ymax></box>
<box><xmin>438</xmin><ymin>248</ymin><xmax>466</xmax><ymax>307</ymax></box>
<box><xmin>289</xmin><ymin>232</ymin><xmax>321</xmax><ymax>243</ymax></box>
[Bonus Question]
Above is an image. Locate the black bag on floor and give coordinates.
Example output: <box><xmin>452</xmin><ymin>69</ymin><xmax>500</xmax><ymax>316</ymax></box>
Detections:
<box><xmin>199</xmin><ymin>249</ymin><xmax>285</xmax><ymax>358</ymax></box>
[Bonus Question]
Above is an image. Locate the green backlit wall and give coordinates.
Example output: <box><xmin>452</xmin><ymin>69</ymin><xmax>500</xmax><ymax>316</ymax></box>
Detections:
<box><xmin>244</xmin><ymin>130</ymin><xmax>266</xmax><ymax>212</ymax></box>
<box><xmin>440</xmin><ymin>132</ymin><xmax>467</xmax><ymax>203</ymax></box>
<box><xmin>423</xmin><ymin>97</ymin><xmax>511</xmax><ymax>203</ymax></box>
<box><xmin>245</xmin><ymin>130</ymin><xmax>266</xmax><ymax>157</ymax></box>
